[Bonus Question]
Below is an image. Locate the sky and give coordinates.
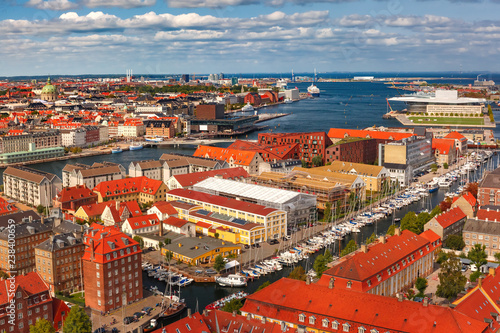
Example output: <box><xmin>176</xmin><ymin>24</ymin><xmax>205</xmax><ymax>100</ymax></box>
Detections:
<box><xmin>1</xmin><ymin>0</ymin><xmax>500</xmax><ymax>76</ymax></box>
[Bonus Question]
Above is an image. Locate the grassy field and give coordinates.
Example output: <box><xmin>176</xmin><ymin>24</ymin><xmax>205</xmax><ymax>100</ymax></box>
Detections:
<box><xmin>408</xmin><ymin>116</ymin><xmax>484</xmax><ymax>125</ymax></box>
<box><xmin>56</xmin><ymin>291</ymin><xmax>85</xmax><ymax>307</ymax></box>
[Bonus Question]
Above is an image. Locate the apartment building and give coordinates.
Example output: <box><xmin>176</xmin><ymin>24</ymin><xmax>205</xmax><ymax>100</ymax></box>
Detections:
<box><xmin>424</xmin><ymin>207</ymin><xmax>467</xmax><ymax>241</ymax></box>
<box><xmin>93</xmin><ymin>176</ymin><xmax>167</xmax><ymax>204</ymax></box>
<box><xmin>193</xmin><ymin>146</ymin><xmax>262</xmax><ymax>175</ymax></box>
<box><xmin>3</xmin><ymin>166</ymin><xmax>62</xmax><ymax>207</ymax></box>
<box><xmin>160</xmin><ymin>153</ymin><xmax>228</xmax><ymax>179</ymax></box>
<box><xmin>165</xmin><ymin>167</ymin><xmax>249</xmax><ymax>190</ymax></box>
<box><xmin>167</xmin><ymin>189</ymin><xmax>287</xmax><ymax>242</ymax></box>
<box><xmin>144</xmin><ymin>120</ymin><xmax>175</xmax><ymax>138</ymax></box>
<box><xmin>62</xmin><ymin>162</ymin><xmax>126</xmax><ymax>188</ymax></box>
<box><xmin>478</xmin><ymin>168</ymin><xmax>500</xmax><ymax>206</ymax></box>
<box><xmin>35</xmin><ymin>233</ymin><xmax>85</xmax><ymax>294</ymax></box>
<box><xmin>82</xmin><ymin>224</ymin><xmax>143</xmax><ymax>312</ymax></box>
<box><xmin>320</xmin><ymin>229</ymin><xmax>441</xmax><ymax>296</ymax></box>
<box><xmin>0</xmin><ymin>130</ymin><xmax>61</xmax><ymax>153</ymax></box>
<box><xmin>463</xmin><ymin>218</ymin><xmax>500</xmax><ymax>259</ymax></box>
<box><xmin>53</xmin><ymin>184</ymin><xmax>98</xmax><ymax>212</ymax></box>
<box><xmin>128</xmin><ymin>160</ymin><xmax>163</xmax><ymax>180</ymax></box>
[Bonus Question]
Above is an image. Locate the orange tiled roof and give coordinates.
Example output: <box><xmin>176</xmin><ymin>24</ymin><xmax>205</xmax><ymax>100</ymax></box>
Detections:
<box><xmin>93</xmin><ymin>176</ymin><xmax>163</xmax><ymax>199</ymax></box>
<box><xmin>328</xmin><ymin>128</ymin><xmax>414</xmax><ymax>141</ymax></box>
<box><xmin>171</xmin><ymin>167</ymin><xmax>249</xmax><ymax>188</ymax></box>
<box><xmin>445</xmin><ymin>131</ymin><xmax>467</xmax><ymax>140</ymax></box>
<box><xmin>434</xmin><ymin>207</ymin><xmax>466</xmax><ymax>229</ymax></box>
<box><xmin>432</xmin><ymin>138</ymin><xmax>456</xmax><ymax>155</ymax></box>
<box><xmin>193</xmin><ymin>145</ymin><xmax>257</xmax><ymax>166</ymax></box>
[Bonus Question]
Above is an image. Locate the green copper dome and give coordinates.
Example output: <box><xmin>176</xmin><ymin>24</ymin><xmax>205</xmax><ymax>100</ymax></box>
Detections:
<box><xmin>41</xmin><ymin>78</ymin><xmax>57</xmax><ymax>94</ymax></box>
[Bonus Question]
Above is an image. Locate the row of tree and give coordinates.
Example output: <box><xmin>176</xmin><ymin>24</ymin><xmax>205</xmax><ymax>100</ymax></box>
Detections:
<box><xmin>30</xmin><ymin>306</ymin><xmax>91</xmax><ymax>333</ymax></box>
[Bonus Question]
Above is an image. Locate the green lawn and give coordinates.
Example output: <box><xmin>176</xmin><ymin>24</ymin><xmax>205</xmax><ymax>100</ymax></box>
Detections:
<box><xmin>56</xmin><ymin>291</ymin><xmax>85</xmax><ymax>307</ymax></box>
<box><xmin>408</xmin><ymin>116</ymin><xmax>484</xmax><ymax>125</ymax></box>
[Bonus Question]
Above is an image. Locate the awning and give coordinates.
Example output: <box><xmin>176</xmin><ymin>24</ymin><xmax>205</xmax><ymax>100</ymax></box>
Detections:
<box><xmin>224</xmin><ymin>260</ymin><xmax>240</xmax><ymax>271</ymax></box>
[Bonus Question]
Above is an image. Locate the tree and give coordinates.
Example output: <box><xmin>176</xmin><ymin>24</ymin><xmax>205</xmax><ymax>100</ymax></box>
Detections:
<box><xmin>386</xmin><ymin>225</ymin><xmax>396</xmax><ymax>236</ymax></box>
<box><xmin>430</xmin><ymin>205</ymin><xmax>442</xmax><ymax>218</ymax></box>
<box><xmin>468</xmin><ymin>244</ymin><xmax>487</xmax><ymax>270</ymax></box>
<box><xmin>164</xmin><ymin>238</ymin><xmax>172</xmax><ymax>245</ymax></box>
<box><xmin>340</xmin><ymin>240</ymin><xmax>357</xmax><ymax>257</ymax></box>
<box><xmin>0</xmin><ymin>270</ymin><xmax>9</xmax><ymax>279</ymax></box>
<box><xmin>214</xmin><ymin>233</ymin><xmax>220</xmax><ymax>239</ymax></box>
<box><xmin>256</xmin><ymin>281</ymin><xmax>270</xmax><ymax>291</ymax></box>
<box><xmin>494</xmin><ymin>252</ymin><xmax>500</xmax><ymax>263</ymax></box>
<box><xmin>366</xmin><ymin>232</ymin><xmax>377</xmax><ymax>245</ymax></box>
<box><xmin>323</xmin><ymin>202</ymin><xmax>332</xmax><ymax>222</ymax></box>
<box><xmin>313</xmin><ymin>254</ymin><xmax>327</xmax><ymax>278</ymax></box>
<box><xmin>36</xmin><ymin>205</ymin><xmax>48</xmax><ymax>215</ymax></box>
<box><xmin>464</xmin><ymin>182</ymin><xmax>478</xmax><ymax>199</ymax></box>
<box><xmin>288</xmin><ymin>266</ymin><xmax>307</xmax><ymax>281</ymax></box>
<box><xmin>436</xmin><ymin>254</ymin><xmax>467</xmax><ymax>300</ymax></box>
<box><xmin>301</xmin><ymin>159</ymin><xmax>308</xmax><ymax>168</ymax></box>
<box><xmin>443</xmin><ymin>163</ymin><xmax>449</xmax><ymax>169</ymax></box>
<box><xmin>431</xmin><ymin>163</ymin><xmax>438</xmax><ymax>173</ymax></box>
<box><xmin>221</xmin><ymin>298</ymin><xmax>244</xmax><ymax>314</ymax></box>
<box><xmin>213</xmin><ymin>254</ymin><xmax>225</xmax><ymax>273</ymax></box>
<box><xmin>400</xmin><ymin>211</ymin><xmax>418</xmax><ymax>233</ymax></box>
<box><xmin>445</xmin><ymin>235</ymin><xmax>465</xmax><ymax>250</ymax></box>
<box><xmin>30</xmin><ymin>318</ymin><xmax>55</xmax><ymax>333</ymax></box>
<box><xmin>312</xmin><ymin>155</ymin><xmax>323</xmax><ymax>167</ymax></box>
<box><xmin>133</xmin><ymin>236</ymin><xmax>144</xmax><ymax>249</ymax></box>
<box><xmin>165</xmin><ymin>250</ymin><xmax>173</xmax><ymax>262</ymax></box>
<box><xmin>415</xmin><ymin>212</ymin><xmax>432</xmax><ymax>234</ymax></box>
<box><xmin>63</xmin><ymin>306</ymin><xmax>92</xmax><ymax>333</ymax></box>
<box><xmin>439</xmin><ymin>197</ymin><xmax>453</xmax><ymax>212</ymax></box>
<box><xmin>324</xmin><ymin>249</ymin><xmax>333</xmax><ymax>263</ymax></box>
<box><xmin>415</xmin><ymin>277</ymin><xmax>428</xmax><ymax>297</ymax></box>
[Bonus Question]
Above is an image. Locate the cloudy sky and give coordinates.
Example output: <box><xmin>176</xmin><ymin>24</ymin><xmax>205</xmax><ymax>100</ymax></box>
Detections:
<box><xmin>0</xmin><ymin>0</ymin><xmax>499</xmax><ymax>76</ymax></box>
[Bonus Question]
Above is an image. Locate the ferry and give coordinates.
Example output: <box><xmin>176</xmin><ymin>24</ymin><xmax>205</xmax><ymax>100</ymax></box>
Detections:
<box><xmin>145</xmin><ymin>137</ymin><xmax>164</xmax><ymax>143</ymax></box>
<box><xmin>241</xmin><ymin>102</ymin><xmax>254</xmax><ymax>112</ymax></box>
<box><xmin>143</xmin><ymin>319</ymin><xmax>158</xmax><ymax>333</ymax></box>
<box><xmin>307</xmin><ymin>83</ymin><xmax>320</xmax><ymax>97</ymax></box>
<box><xmin>129</xmin><ymin>143</ymin><xmax>144</xmax><ymax>151</ymax></box>
<box><xmin>215</xmin><ymin>274</ymin><xmax>247</xmax><ymax>287</ymax></box>
<box><xmin>111</xmin><ymin>147</ymin><xmax>122</xmax><ymax>154</ymax></box>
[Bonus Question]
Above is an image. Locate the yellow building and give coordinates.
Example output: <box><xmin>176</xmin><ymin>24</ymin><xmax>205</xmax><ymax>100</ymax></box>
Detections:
<box><xmin>93</xmin><ymin>176</ymin><xmax>167</xmax><ymax>204</ymax></box>
<box><xmin>170</xmin><ymin>200</ymin><xmax>266</xmax><ymax>245</ymax></box>
<box><xmin>167</xmin><ymin>189</ymin><xmax>287</xmax><ymax>242</ymax></box>
<box><xmin>161</xmin><ymin>236</ymin><xmax>240</xmax><ymax>265</ymax></box>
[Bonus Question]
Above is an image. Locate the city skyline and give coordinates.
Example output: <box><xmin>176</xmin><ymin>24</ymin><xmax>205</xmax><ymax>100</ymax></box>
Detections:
<box><xmin>2</xmin><ymin>0</ymin><xmax>500</xmax><ymax>76</ymax></box>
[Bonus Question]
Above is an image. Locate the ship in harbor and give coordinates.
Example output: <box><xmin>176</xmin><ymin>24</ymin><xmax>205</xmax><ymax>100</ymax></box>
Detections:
<box><xmin>307</xmin><ymin>83</ymin><xmax>320</xmax><ymax>97</ymax></box>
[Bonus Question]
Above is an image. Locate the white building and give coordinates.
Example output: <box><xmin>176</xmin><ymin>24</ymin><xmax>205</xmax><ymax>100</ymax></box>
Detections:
<box><xmin>62</xmin><ymin>162</ymin><xmax>126</xmax><ymax>188</ymax></box>
<box><xmin>61</xmin><ymin>128</ymin><xmax>86</xmax><ymax>147</ymax></box>
<box><xmin>3</xmin><ymin>166</ymin><xmax>62</xmax><ymax>207</ymax></box>
<box><xmin>99</xmin><ymin>126</ymin><xmax>109</xmax><ymax>143</ymax></box>
<box><xmin>128</xmin><ymin>160</ymin><xmax>163</xmax><ymax>180</ymax></box>
<box><xmin>118</xmin><ymin>121</ymin><xmax>145</xmax><ymax>137</ymax></box>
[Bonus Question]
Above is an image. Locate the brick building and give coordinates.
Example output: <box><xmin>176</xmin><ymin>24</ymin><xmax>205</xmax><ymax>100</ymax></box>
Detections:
<box><xmin>53</xmin><ymin>184</ymin><xmax>98</xmax><ymax>212</ymax></box>
<box><xmin>84</xmin><ymin>125</ymin><xmax>100</xmax><ymax>147</ymax></box>
<box><xmin>319</xmin><ymin>229</ymin><xmax>441</xmax><ymax>296</ymax></box>
<box><xmin>424</xmin><ymin>206</ymin><xmax>467</xmax><ymax>241</ymax></box>
<box><xmin>244</xmin><ymin>92</ymin><xmax>261</xmax><ymax>105</ymax></box>
<box><xmin>92</xmin><ymin>176</ymin><xmax>167</xmax><ymax>204</ymax></box>
<box><xmin>257</xmin><ymin>132</ymin><xmax>332</xmax><ymax>165</ymax></box>
<box><xmin>144</xmin><ymin>120</ymin><xmax>175</xmax><ymax>138</ymax></box>
<box><xmin>325</xmin><ymin>137</ymin><xmax>378</xmax><ymax>164</ymax></box>
<box><xmin>82</xmin><ymin>223</ymin><xmax>143</xmax><ymax>312</ymax></box>
<box><xmin>195</xmin><ymin>103</ymin><xmax>225</xmax><ymax>120</ymax></box>
<box><xmin>0</xmin><ymin>272</ymin><xmax>55</xmax><ymax>333</ymax></box>
<box><xmin>478</xmin><ymin>168</ymin><xmax>500</xmax><ymax>206</ymax></box>
<box><xmin>35</xmin><ymin>233</ymin><xmax>85</xmax><ymax>294</ymax></box>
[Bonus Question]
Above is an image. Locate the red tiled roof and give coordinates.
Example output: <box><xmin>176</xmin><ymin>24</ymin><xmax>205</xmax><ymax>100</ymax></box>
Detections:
<box><xmin>328</xmin><ymin>128</ymin><xmax>414</xmax><ymax>141</ymax></box>
<box><xmin>52</xmin><ymin>298</ymin><xmax>70</xmax><ymax>330</ymax></box>
<box><xmin>420</xmin><ymin>229</ymin><xmax>441</xmax><ymax>244</ymax></box>
<box><xmin>57</xmin><ymin>185</ymin><xmax>97</xmax><ymax>203</ymax></box>
<box><xmin>93</xmin><ymin>176</ymin><xmax>163</xmax><ymax>199</ymax></box>
<box><xmin>434</xmin><ymin>207</ymin><xmax>466</xmax><ymax>229</ymax></box>
<box><xmin>82</xmin><ymin>223</ymin><xmax>141</xmax><ymax>263</ymax></box>
<box><xmin>168</xmin><ymin>189</ymin><xmax>278</xmax><ymax>216</ymax></box>
<box><xmin>196</xmin><ymin>221</ymin><xmax>212</xmax><ymax>229</ymax></box>
<box><xmin>125</xmin><ymin>214</ymin><xmax>160</xmax><ymax>230</ymax></box>
<box><xmin>241</xmin><ymin>278</ymin><xmax>488</xmax><ymax>333</ymax></box>
<box><xmin>164</xmin><ymin>216</ymin><xmax>188</xmax><ymax>228</ymax></box>
<box><xmin>321</xmin><ymin>230</ymin><xmax>438</xmax><ymax>283</ymax></box>
<box><xmin>204</xmin><ymin>310</ymin><xmax>283</xmax><ymax>333</ymax></box>
<box><xmin>453</xmin><ymin>192</ymin><xmax>478</xmax><ymax>207</ymax></box>
<box><xmin>432</xmin><ymin>138</ymin><xmax>455</xmax><ymax>155</ymax></box>
<box><xmin>477</xmin><ymin>207</ymin><xmax>500</xmax><ymax>221</ymax></box>
<box><xmin>152</xmin><ymin>201</ymin><xmax>179</xmax><ymax>215</ymax></box>
<box><xmin>445</xmin><ymin>131</ymin><xmax>466</xmax><ymax>140</ymax></box>
<box><xmin>0</xmin><ymin>197</ymin><xmax>17</xmax><ymax>216</ymax></box>
<box><xmin>193</xmin><ymin>145</ymin><xmax>258</xmax><ymax>166</ymax></box>
<box><xmin>122</xmin><ymin>201</ymin><xmax>142</xmax><ymax>217</ymax></box>
<box><xmin>171</xmin><ymin>167</ymin><xmax>249</xmax><ymax>188</ymax></box>
<box><xmin>151</xmin><ymin>313</ymin><xmax>210</xmax><ymax>333</ymax></box>
<box><xmin>0</xmin><ymin>272</ymin><xmax>50</xmax><ymax>305</ymax></box>
<box><xmin>79</xmin><ymin>201</ymin><xmax>117</xmax><ymax>218</ymax></box>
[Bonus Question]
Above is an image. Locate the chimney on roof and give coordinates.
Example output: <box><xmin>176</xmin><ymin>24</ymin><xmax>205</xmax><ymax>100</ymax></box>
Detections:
<box><xmin>361</xmin><ymin>244</ymin><xmax>368</xmax><ymax>253</ymax></box>
<box><xmin>395</xmin><ymin>227</ymin><xmax>401</xmax><ymax>236</ymax></box>
<box><xmin>329</xmin><ymin>277</ymin><xmax>335</xmax><ymax>289</ymax></box>
<box><xmin>116</xmin><ymin>201</ymin><xmax>120</xmax><ymax>211</ymax></box>
<box><xmin>261</xmin><ymin>316</ymin><xmax>266</xmax><ymax>324</ymax></box>
<box><xmin>187</xmin><ymin>308</ymin><xmax>192</xmax><ymax>318</ymax></box>
<box><xmin>90</xmin><ymin>239</ymin><xmax>95</xmax><ymax>260</ymax></box>
<box><xmin>379</xmin><ymin>235</ymin><xmax>386</xmax><ymax>244</ymax></box>
<box><xmin>479</xmin><ymin>277</ymin><xmax>483</xmax><ymax>288</ymax></box>
<box><xmin>423</xmin><ymin>297</ymin><xmax>428</xmax><ymax>307</ymax></box>
<box><xmin>159</xmin><ymin>220</ymin><xmax>164</xmax><ymax>237</ymax></box>
<box><xmin>306</xmin><ymin>276</ymin><xmax>311</xmax><ymax>285</ymax></box>
<box><xmin>397</xmin><ymin>293</ymin><xmax>403</xmax><ymax>302</ymax></box>
<box><xmin>232</xmin><ymin>310</ymin><xmax>236</xmax><ymax>317</ymax></box>
<box><xmin>247</xmin><ymin>313</ymin><xmax>251</xmax><ymax>321</ymax></box>
<box><xmin>29</xmin><ymin>215</ymin><xmax>33</xmax><ymax>222</ymax></box>
<box><xmin>486</xmin><ymin>218</ymin><xmax>489</xmax><ymax>222</ymax></box>
<box><xmin>488</xmin><ymin>207</ymin><xmax>490</xmax><ymax>212</ymax></box>
<box><xmin>203</xmin><ymin>309</ymin><xmax>208</xmax><ymax>317</ymax></box>
<box><xmin>490</xmin><ymin>267</ymin><xmax>496</xmax><ymax>277</ymax></box>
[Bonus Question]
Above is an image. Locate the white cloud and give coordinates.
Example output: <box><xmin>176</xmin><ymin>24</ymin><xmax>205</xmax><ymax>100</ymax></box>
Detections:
<box><xmin>82</xmin><ymin>0</ymin><xmax>156</xmax><ymax>8</ymax></box>
<box><xmin>26</xmin><ymin>0</ymin><xmax>78</xmax><ymax>10</ymax></box>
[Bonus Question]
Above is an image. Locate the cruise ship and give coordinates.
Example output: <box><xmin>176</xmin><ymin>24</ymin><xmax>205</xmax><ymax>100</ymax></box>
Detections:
<box><xmin>307</xmin><ymin>83</ymin><xmax>320</xmax><ymax>97</ymax></box>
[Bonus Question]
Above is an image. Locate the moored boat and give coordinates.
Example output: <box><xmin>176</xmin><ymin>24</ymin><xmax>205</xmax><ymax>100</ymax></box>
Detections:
<box><xmin>111</xmin><ymin>147</ymin><xmax>122</xmax><ymax>154</ymax></box>
<box><xmin>215</xmin><ymin>274</ymin><xmax>247</xmax><ymax>287</ymax></box>
<box><xmin>129</xmin><ymin>143</ymin><xmax>144</xmax><ymax>151</ymax></box>
<box><xmin>205</xmin><ymin>291</ymin><xmax>249</xmax><ymax>310</ymax></box>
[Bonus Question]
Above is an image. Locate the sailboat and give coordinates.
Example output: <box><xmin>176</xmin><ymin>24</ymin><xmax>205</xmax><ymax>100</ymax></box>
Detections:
<box><xmin>159</xmin><ymin>263</ymin><xmax>186</xmax><ymax>318</ymax></box>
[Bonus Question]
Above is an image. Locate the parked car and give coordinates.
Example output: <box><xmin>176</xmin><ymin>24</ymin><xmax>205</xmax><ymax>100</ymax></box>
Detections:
<box><xmin>133</xmin><ymin>312</ymin><xmax>144</xmax><ymax>319</ymax></box>
<box><xmin>205</xmin><ymin>268</ymin><xmax>217</xmax><ymax>275</ymax></box>
<box><xmin>244</xmin><ymin>244</ymin><xmax>250</xmax><ymax>249</ymax></box>
<box><xmin>142</xmin><ymin>306</ymin><xmax>153</xmax><ymax>315</ymax></box>
<box><xmin>470</xmin><ymin>264</ymin><xmax>478</xmax><ymax>272</ymax></box>
<box><xmin>94</xmin><ymin>328</ymin><xmax>106</xmax><ymax>333</ymax></box>
<box><xmin>461</xmin><ymin>265</ymin><xmax>468</xmax><ymax>272</ymax></box>
<box><xmin>124</xmin><ymin>316</ymin><xmax>135</xmax><ymax>324</ymax></box>
<box><xmin>111</xmin><ymin>328</ymin><xmax>118</xmax><ymax>333</ymax></box>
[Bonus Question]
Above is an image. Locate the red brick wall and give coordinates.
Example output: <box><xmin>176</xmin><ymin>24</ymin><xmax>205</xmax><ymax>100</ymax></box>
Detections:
<box><xmin>0</xmin><ymin>292</ymin><xmax>53</xmax><ymax>333</ymax></box>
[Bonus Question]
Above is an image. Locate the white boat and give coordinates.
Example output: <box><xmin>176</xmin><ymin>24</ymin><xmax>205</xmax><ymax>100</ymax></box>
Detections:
<box><xmin>215</xmin><ymin>274</ymin><xmax>247</xmax><ymax>287</ymax></box>
<box><xmin>111</xmin><ymin>147</ymin><xmax>122</xmax><ymax>154</ymax></box>
<box><xmin>438</xmin><ymin>180</ymin><xmax>452</xmax><ymax>188</ymax></box>
<box><xmin>145</xmin><ymin>137</ymin><xmax>164</xmax><ymax>143</ymax></box>
<box><xmin>307</xmin><ymin>83</ymin><xmax>320</xmax><ymax>97</ymax></box>
<box><xmin>241</xmin><ymin>102</ymin><xmax>254</xmax><ymax>112</ymax></box>
<box><xmin>129</xmin><ymin>143</ymin><xmax>144</xmax><ymax>151</ymax></box>
<box><xmin>284</xmin><ymin>97</ymin><xmax>293</xmax><ymax>104</ymax></box>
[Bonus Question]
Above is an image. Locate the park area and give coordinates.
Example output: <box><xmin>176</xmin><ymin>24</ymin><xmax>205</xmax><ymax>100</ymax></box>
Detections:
<box><xmin>408</xmin><ymin>116</ymin><xmax>485</xmax><ymax>126</ymax></box>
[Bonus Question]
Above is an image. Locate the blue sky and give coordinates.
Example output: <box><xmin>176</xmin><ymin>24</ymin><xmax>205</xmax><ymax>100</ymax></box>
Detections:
<box><xmin>1</xmin><ymin>0</ymin><xmax>500</xmax><ymax>76</ymax></box>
